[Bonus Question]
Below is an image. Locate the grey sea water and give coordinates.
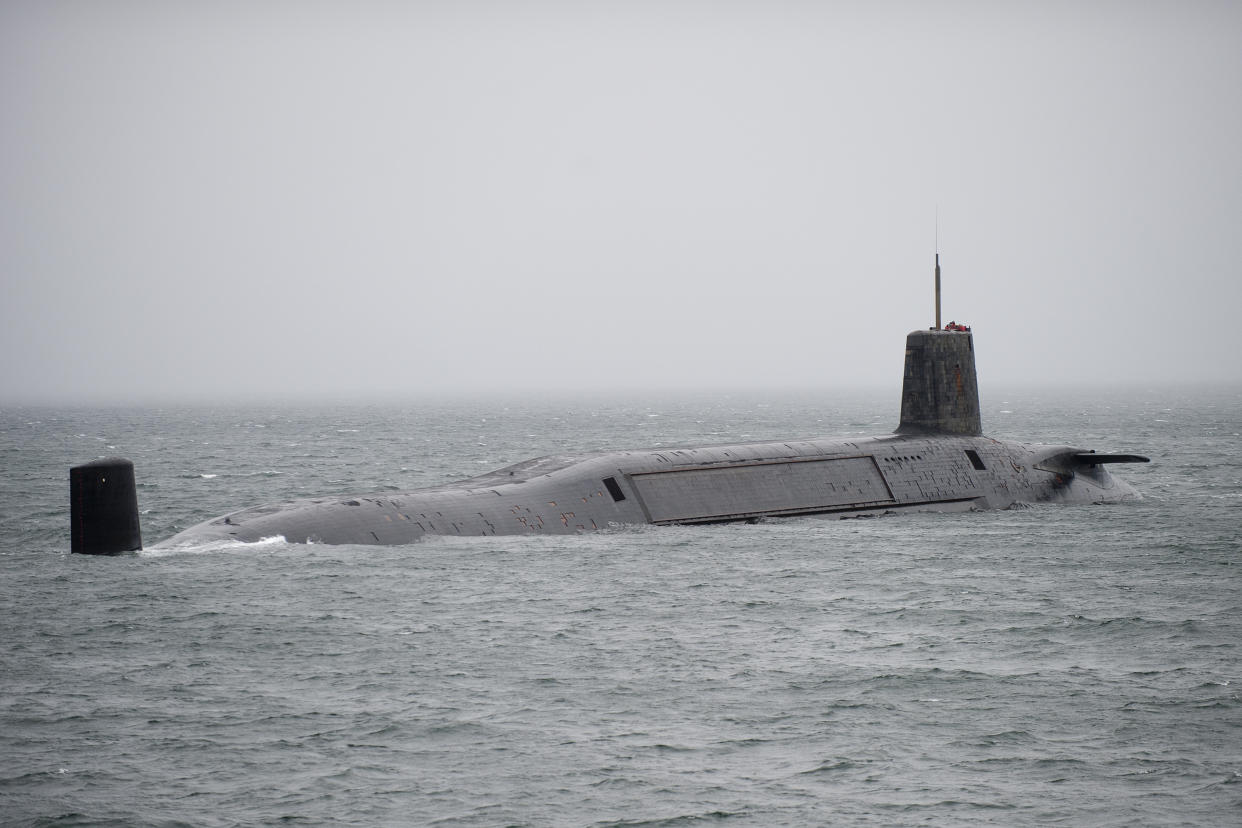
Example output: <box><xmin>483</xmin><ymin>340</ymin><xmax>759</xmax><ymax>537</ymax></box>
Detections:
<box><xmin>2</xmin><ymin>387</ymin><xmax>1240</xmax><ymax>826</ymax></box>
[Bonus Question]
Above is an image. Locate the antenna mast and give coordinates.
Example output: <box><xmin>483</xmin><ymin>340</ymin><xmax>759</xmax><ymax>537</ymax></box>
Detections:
<box><xmin>934</xmin><ymin>211</ymin><xmax>942</xmax><ymax>329</ymax></box>
<box><xmin>934</xmin><ymin>254</ymin><xmax>941</xmax><ymax>330</ymax></box>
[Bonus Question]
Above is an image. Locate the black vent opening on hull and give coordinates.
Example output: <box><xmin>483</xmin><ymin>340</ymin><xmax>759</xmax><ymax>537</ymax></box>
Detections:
<box><xmin>602</xmin><ymin>477</ymin><xmax>626</xmax><ymax>502</ymax></box>
<box><xmin>965</xmin><ymin>449</ymin><xmax>987</xmax><ymax>471</ymax></box>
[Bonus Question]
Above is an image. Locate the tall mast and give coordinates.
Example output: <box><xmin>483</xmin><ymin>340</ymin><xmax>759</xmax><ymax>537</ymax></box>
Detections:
<box><xmin>934</xmin><ymin>252</ymin><xmax>942</xmax><ymax>330</ymax></box>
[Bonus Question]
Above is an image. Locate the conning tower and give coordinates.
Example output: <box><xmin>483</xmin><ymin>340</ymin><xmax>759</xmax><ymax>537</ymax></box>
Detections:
<box><xmin>896</xmin><ymin>253</ymin><xmax>982</xmax><ymax>436</ymax></box>
<box><xmin>896</xmin><ymin>328</ymin><xmax>981</xmax><ymax>435</ymax></box>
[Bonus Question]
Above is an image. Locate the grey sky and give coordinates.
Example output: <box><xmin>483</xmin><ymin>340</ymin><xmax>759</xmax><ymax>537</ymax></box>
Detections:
<box><xmin>3</xmin><ymin>1</ymin><xmax>1240</xmax><ymax>404</ymax></box>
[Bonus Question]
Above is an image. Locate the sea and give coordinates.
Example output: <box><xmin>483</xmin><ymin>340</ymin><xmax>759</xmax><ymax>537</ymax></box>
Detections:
<box><xmin>2</xmin><ymin>386</ymin><xmax>1239</xmax><ymax>827</ymax></box>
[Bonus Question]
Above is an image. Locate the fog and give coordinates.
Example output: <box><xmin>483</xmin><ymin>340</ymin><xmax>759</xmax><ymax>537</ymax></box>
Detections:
<box><xmin>3</xmin><ymin>1</ymin><xmax>1240</xmax><ymax>404</ymax></box>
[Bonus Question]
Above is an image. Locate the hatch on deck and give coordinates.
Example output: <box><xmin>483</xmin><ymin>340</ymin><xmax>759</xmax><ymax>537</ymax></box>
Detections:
<box><xmin>627</xmin><ymin>456</ymin><xmax>895</xmax><ymax>524</ymax></box>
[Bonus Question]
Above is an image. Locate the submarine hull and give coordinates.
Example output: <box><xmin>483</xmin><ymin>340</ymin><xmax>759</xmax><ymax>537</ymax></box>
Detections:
<box><xmin>159</xmin><ymin>433</ymin><xmax>1140</xmax><ymax>548</ymax></box>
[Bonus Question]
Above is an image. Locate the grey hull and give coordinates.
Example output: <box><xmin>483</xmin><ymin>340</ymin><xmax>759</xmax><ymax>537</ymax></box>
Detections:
<box><xmin>160</xmin><ymin>434</ymin><xmax>1139</xmax><ymax>547</ymax></box>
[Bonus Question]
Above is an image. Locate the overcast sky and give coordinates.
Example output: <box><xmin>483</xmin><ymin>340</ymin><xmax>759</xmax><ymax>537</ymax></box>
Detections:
<box><xmin>3</xmin><ymin>0</ymin><xmax>1239</xmax><ymax>404</ymax></box>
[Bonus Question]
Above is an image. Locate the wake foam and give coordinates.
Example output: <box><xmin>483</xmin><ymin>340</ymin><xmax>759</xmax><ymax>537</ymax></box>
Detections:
<box><xmin>142</xmin><ymin>534</ymin><xmax>288</xmax><ymax>557</ymax></box>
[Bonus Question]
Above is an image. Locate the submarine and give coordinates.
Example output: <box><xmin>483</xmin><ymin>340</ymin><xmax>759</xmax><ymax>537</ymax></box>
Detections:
<box><xmin>70</xmin><ymin>256</ymin><xmax>1149</xmax><ymax>553</ymax></box>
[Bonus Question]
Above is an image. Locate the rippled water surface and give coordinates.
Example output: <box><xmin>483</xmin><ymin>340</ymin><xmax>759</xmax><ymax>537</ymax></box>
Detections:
<box><xmin>2</xmin><ymin>387</ymin><xmax>1239</xmax><ymax>826</ymax></box>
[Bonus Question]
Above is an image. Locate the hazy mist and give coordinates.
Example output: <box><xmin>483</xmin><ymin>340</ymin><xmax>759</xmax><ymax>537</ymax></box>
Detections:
<box><xmin>3</xmin><ymin>1</ymin><xmax>1240</xmax><ymax>404</ymax></box>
